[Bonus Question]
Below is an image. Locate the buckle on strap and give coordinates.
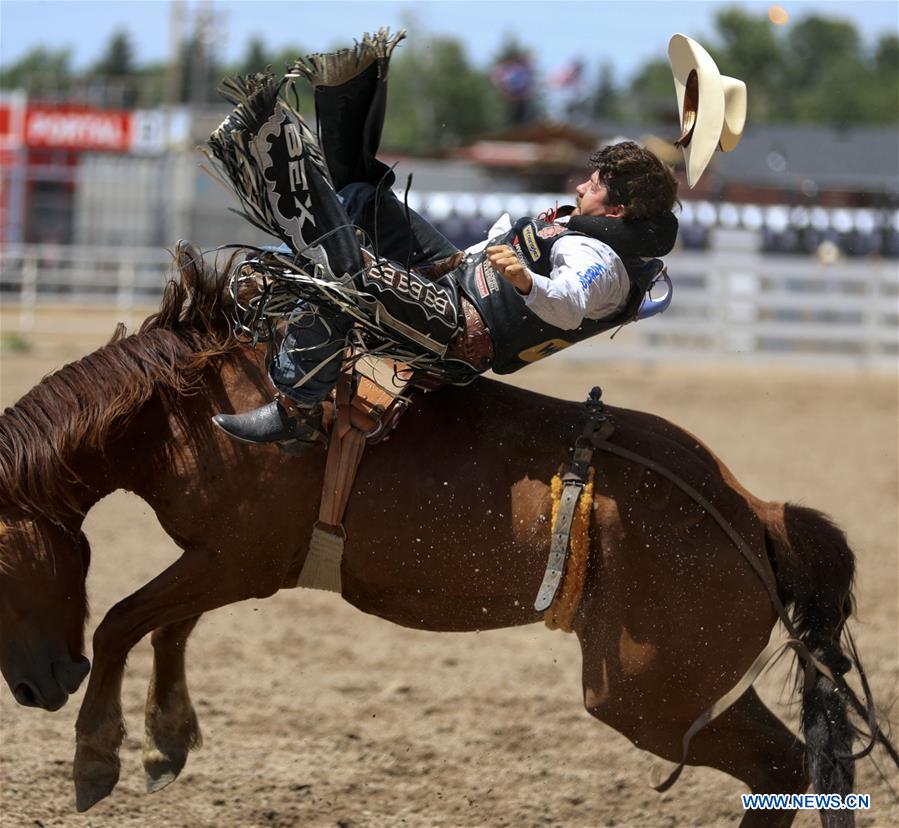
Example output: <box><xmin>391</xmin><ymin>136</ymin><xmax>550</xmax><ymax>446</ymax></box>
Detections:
<box><xmin>534</xmin><ymin>480</ymin><xmax>584</xmax><ymax>612</ymax></box>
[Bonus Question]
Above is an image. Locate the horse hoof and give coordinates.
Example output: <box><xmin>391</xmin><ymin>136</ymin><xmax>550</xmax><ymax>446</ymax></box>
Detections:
<box><xmin>73</xmin><ymin>744</ymin><xmax>120</xmax><ymax>812</ymax></box>
<box><xmin>143</xmin><ymin>749</ymin><xmax>187</xmax><ymax>793</ymax></box>
<box><xmin>142</xmin><ymin>706</ymin><xmax>201</xmax><ymax>793</ymax></box>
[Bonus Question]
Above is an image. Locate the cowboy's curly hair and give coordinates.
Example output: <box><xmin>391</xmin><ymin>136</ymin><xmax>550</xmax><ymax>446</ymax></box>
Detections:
<box><xmin>590</xmin><ymin>141</ymin><xmax>679</xmax><ymax>221</ymax></box>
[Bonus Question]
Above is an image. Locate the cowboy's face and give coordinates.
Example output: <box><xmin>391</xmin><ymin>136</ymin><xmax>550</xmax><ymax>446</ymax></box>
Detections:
<box><xmin>573</xmin><ymin>172</ymin><xmax>624</xmax><ymax>218</ymax></box>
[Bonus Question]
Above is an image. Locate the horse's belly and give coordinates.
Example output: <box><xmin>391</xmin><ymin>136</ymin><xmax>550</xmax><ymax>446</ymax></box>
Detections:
<box><xmin>339</xmin><ymin>474</ymin><xmax>554</xmax><ymax>632</ymax></box>
<box><xmin>338</xmin><ymin>527</ymin><xmax>548</xmax><ymax>631</ymax></box>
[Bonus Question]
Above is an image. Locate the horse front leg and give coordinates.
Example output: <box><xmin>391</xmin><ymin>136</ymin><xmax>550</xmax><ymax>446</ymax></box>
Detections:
<box><xmin>143</xmin><ymin>615</ymin><xmax>203</xmax><ymax>793</ymax></box>
<box><xmin>73</xmin><ymin>549</ymin><xmax>282</xmax><ymax>812</ymax></box>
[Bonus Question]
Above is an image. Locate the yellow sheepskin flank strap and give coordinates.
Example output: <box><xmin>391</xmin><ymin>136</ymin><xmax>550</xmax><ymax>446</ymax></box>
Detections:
<box><xmin>544</xmin><ymin>468</ymin><xmax>594</xmax><ymax>632</ymax></box>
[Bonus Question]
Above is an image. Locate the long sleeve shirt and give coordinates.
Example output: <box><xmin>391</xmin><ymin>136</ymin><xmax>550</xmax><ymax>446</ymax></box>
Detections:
<box><xmin>466</xmin><ymin>214</ymin><xmax>630</xmax><ymax>331</ymax></box>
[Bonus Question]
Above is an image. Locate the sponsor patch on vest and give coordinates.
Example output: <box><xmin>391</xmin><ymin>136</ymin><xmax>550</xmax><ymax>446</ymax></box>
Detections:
<box><xmin>537</xmin><ymin>224</ymin><xmax>566</xmax><ymax>239</ymax></box>
<box><xmin>521</xmin><ymin>224</ymin><xmax>541</xmax><ymax>262</ymax></box>
<box><xmin>481</xmin><ymin>262</ymin><xmax>500</xmax><ymax>294</ymax></box>
<box><xmin>578</xmin><ymin>262</ymin><xmax>606</xmax><ymax>291</ymax></box>
<box><xmin>518</xmin><ymin>338</ymin><xmax>574</xmax><ymax>363</ymax></box>
<box><xmin>474</xmin><ymin>263</ymin><xmax>489</xmax><ymax>298</ymax></box>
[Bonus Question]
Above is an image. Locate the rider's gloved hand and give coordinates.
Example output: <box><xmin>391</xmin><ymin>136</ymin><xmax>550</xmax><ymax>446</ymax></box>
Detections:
<box><xmin>487</xmin><ymin>245</ymin><xmax>533</xmax><ymax>295</ymax></box>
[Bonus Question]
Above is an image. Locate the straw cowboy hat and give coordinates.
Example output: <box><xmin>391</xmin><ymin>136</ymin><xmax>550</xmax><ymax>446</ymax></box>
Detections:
<box><xmin>668</xmin><ymin>34</ymin><xmax>747</xmax><ymax>188</ymax></box>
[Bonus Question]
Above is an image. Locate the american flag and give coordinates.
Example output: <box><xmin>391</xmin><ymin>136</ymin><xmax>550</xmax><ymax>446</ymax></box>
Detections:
<box><xmin>548</xmin><ymin>59</ymin><xmax>585</xmax><ymax>89</ymax></box>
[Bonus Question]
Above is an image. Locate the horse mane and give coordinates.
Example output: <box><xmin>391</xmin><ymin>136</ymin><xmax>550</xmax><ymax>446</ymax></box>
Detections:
<box><xmin>0</xmin><ymin>245</ymin><xmax>242</xmax><ymax>523</ymax></box>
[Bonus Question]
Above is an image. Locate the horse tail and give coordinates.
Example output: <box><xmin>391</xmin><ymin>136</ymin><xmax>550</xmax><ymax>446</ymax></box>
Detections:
<box><xmin>764</xmin><ymin>502</ymin><xmax>858</xmax><ymax>816</ymax></box>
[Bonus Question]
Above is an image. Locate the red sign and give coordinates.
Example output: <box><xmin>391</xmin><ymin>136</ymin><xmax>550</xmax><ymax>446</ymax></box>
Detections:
<box><xmin>24</xmin><ymin>107</ymin><xmax>132</xmax><ymax>152</ymax></box>
<box><xmin>0</xmin><ymin>97</ymin><xmax>25</xmax><ymax>150</ymax></box>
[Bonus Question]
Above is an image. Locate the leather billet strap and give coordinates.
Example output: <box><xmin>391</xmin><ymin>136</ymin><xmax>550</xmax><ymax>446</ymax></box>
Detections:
<box><xmin>318</xmin><ymin>366</ymin><xmax>415</xmax><ymax>531</ymax></box>
<box><xmin>591</xmin><ymin>438</ymin><xmax>806</xmax><ymax>643</ymax></box>
<box><xmin>275</xmin><ymin>392</ymin><xmax>328</xmax><ymax>448</ymax></box>
<box><xmin>318</xmin><ymin>374</ymin><xmax>367</xmax><ymax>528</ymax></box>
<box><xmin>650</xmin><ymin>636</ymin><xmax>815</xmax><ymax>793</ymax></box>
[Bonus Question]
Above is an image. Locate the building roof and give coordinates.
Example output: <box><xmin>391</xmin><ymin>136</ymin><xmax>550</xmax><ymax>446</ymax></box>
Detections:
<box><xmin>712</xmin><ymin>124</ymin><xmax>899</xmax><ymax>194</ymax></box>
<box><xmin>379</xmin><ymin>155</ymin><xmax>529</xmax><ymax>193</ymax></box>
<box><xmin>584</xmin><ymin>118</ymin><xmax>899</xmax><ymax>195</ymax></box>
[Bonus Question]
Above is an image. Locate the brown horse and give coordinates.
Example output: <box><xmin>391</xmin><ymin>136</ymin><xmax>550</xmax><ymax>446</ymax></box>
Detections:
<box><xmin>0</xmin><ymin>246</ymin><xmax>886</xmax><ymax>827</ymax></box>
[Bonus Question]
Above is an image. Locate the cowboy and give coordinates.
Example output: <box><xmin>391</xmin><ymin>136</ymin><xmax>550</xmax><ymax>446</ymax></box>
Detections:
<box><xmin>209</xmin><ymin>32</ymin><xmax>744</xmax><ymax>449</ymax></box>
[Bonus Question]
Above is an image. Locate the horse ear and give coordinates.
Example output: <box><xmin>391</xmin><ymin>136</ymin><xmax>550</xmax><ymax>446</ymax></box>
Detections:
<box><xmin>175</xmin><ymin>240</ymin><xmax>206</xmax><ymax>283</ymax></box>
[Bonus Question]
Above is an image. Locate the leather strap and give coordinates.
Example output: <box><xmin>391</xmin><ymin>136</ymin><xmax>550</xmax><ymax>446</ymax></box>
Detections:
<box><xmin>446</xmin><ymin>294</ymin><xmax>495</xmax><ymax>371</ymax></box>
<box><xmin>349</xmin><ymin>373</ymin><xmax>410</xmax><ymax>445</ymax></box>
<box><xmin>534</xmin><ymin>479</ymin><xmax>584</xmax><ymax>612</ymax></box>
<box><xmin>318</xmin><ymin>374</ymin><xmax>367</xmax><ymax>527</ymax></box>
<box><xmin>534</xmin><ymin>388</ymin><xmax>613</xmax><ymax>612</ymax></box>
<box><xmin>592</xmin><ymin>438</ymin><xmax>799</xmax><ymax>640</ymax></box>
<box><xmin>650</xmin><ymin>637</ymin><xmax>814</xmax><ymax>792</ymax></box>
<box><xmin>589</xmin><ymin>436</ymin><xmax>842</xmax><ymax>791</ymax></box>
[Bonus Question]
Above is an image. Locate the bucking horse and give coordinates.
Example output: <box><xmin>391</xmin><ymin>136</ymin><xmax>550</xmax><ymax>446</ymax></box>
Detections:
<box><xmin>0</xmin><ymin>245</ymin><xmax>895</xmax><ymax>826</ymax></box>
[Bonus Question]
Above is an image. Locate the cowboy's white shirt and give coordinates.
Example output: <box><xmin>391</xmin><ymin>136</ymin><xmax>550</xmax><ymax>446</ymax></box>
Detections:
<box><xmin>467</xmin><ymin>213</ymin><xmax>630</xmax><ymax>331</ymax></box>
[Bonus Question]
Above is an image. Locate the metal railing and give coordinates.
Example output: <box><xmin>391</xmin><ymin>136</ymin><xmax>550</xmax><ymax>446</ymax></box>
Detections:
<box><xmin>1</xmin><ymin>243</ymin><xmax>897</xmax><ymax>370</ymax></box>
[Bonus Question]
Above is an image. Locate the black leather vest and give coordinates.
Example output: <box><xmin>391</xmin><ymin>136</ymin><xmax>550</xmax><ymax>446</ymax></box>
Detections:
<box><xmin>456</xmin><ymin>217</ymin><xmax>641</xmax><ymax>374</ymax></box>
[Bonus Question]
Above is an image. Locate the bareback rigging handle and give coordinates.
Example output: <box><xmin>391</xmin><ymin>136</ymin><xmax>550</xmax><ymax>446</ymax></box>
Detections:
<box><xmin>636</xmin><ymin>263</ymin><xmax>673</xmax><ymax>321</ymax></box>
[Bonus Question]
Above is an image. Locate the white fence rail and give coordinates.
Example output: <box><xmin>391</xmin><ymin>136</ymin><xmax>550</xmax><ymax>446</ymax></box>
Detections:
<box><xmin>1</xmin><ymin>244</ymin><xmax>193</xmax><ymax>344</ymax></box>
<box><xmin>1</xmin><ymin>244</ymin><xmax>897</xmax><ymax>370</ymax></box>
<box><xmin>579</xmin><ymin>250</ymin><xmax>897</xmax><ymax>370</ymax></box>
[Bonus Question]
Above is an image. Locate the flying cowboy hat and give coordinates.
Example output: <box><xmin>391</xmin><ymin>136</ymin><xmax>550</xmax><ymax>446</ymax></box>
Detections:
<box><xmin>668</xmin><ymin>34</ymin><xmax>747</xmax><ymax>188</ymax></box>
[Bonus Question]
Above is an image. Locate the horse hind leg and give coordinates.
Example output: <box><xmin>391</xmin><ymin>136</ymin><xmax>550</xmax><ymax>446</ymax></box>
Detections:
<box><xmin>677</xmin><ymin>688</ymin><xmax>809</xmax><ymax>827</ymax></box>
<box><xmin>143</xmin><ymin>615</ymin><xmax>203</xmax><ymax>793</ymax></box>
<box><xmin>581</xmin><ymin>661</ymin><xmax>808</xmax><ymax>827</ymax></box>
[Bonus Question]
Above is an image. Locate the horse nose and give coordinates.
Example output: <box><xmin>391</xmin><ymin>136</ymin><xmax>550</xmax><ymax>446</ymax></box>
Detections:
<box><xmin>14</xmin><ymin>679</ymin><xmax>43</xmax><ymax>708</ymax></box>
<box><xmin>73</xmin><ymin>656</ymin><xmax>90</xmax><ymax>686</ymax></box>
<box><xmin>13</xmin><ymin>676</ymin><xmax>69</xmax><ymax>711</ymax></box>
<box><xmin>52</xmin><ymin>656</ymin><xmax>91</xmax><ymax>693</ymax></box>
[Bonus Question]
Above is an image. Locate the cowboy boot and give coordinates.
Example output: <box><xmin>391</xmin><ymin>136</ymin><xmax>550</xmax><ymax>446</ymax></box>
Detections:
<box><xmin>211</xmin><ymin>398</ymin><xmax>326</xmax><ymax>449</ymax></box>
<box><xmin>292</xmin><ymin>29</ymin><xmax>405</xmax><ymax>192</ymax></box>
<box><xmin>205</xmin><ymin>72</ymin><xmax>362</xmax><ymax>283</ymax></box>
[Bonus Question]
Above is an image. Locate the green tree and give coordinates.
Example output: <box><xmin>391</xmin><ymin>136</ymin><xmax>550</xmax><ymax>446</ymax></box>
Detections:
<box><xmin>875</xmin><ymin>33</ymin><xmax>899</xmax><ymax>74</ymax></box>
<box><xmin>791</xmin><ymin>55</ymin><xmax>871</xmax><ymax>125</ymax></box>
<box><xmin>777</xmin><ymin>16</ymin><xmax>892</xmax><ymax>125</ymax></box>
<box><xmin>382</xmin><ymin>35</ymin><xmax>503</xmax><ymax>154</ymax></box>
<box><xmin>712</xmin><ymin>8</ymin><xmax>783</xmax><ymax>119</ymax></box>
<box><xmin>93</xmin><ymin>29</ymin><xmax>136</xmax><ymax>77</ymax></box>
<box><xmin>788</xmin><ymin>15</ymin><xmax>860</xmax><ymax>82</ymax></box>
<box><xmin>589</xmin><ymin>62</ymin><xmax>619</xmax><ymax>120</ymax></box>
<box><xmin>176</xmin><ymin>32</ymin><xmax>221</xmax><ymax>104</ymax></box>
<box><xmin>624</xmin><ymin>58</ymin><xmax>673</xmax><ymax>122</ymax></box>
<box><xmin>238</xmin><ymin>37</ymin><xmax>279</xmax><ymax>75</ymax></box>
<box><xmin>0</xmin><ymin>45</ymin><xmax>72</xmax><ymax>93</ymax></box>
<box><xmin>132</xmin><ymin>61</ymin><xmax>168</xmax><ymax>107</ymax></box>
<box><xmin>869</xmin><ymin>34</ymin><xmax>899</xmax><ymax>123</ymax></box>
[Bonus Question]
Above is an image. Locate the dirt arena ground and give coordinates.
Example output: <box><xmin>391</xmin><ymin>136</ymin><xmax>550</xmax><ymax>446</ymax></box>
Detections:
<box><xmin>1</xmin><ymin>333</ymin><xmax>896</xmax><ymax>827</ymax></box>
